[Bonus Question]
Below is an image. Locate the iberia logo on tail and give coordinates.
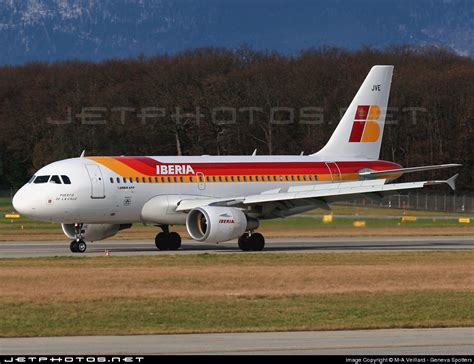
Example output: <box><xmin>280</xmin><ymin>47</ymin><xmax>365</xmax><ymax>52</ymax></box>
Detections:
<box><xmin>349</xmin><ymin>105</ymin><xmax>381</xmax><ymax>143</ymax></box>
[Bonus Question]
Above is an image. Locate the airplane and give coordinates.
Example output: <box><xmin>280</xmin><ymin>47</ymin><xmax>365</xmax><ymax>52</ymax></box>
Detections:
<box><xmin>12</xmin><ymin>65</ymin><xmax>461</xmax><ymax>253</ymax></box>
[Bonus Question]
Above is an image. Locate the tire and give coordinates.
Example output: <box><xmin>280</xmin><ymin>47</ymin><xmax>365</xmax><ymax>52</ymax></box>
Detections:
<box><xmin>169</xmin><ymin>232</ymin><xmax>182</xmax><ymax>250</ymax></box>
<box><xmin>248</xmin><ymin>233</ymin><xmax>265</xmax><ymax>251</ymax></box>
<box><xmin>76</xmin><ymin>240</ymin><xmax>87</xmax><ymax>253</ymax></box>
<box><xmin>70</xmin><ymin>241</ymin><xmax>78</xmax><ymax>253</ymax></box>
<box><xmin>155</xmin><ymin>232</ymin><xmax>167</xmax><ymax>250</ymax></box>
<box><xmin>238</xmin><ymin>234</ymin><xmax>251</xmax><ymax>251</ymax></box>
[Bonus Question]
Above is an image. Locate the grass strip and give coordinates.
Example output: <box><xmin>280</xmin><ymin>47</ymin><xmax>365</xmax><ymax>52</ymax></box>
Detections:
<box><xmin>1</xmin><ymin>291</ymin><xmax>472</xmax><ymax>337</ymax></box>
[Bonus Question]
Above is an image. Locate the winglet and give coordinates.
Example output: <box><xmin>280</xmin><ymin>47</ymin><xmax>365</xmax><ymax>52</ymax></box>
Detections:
<box><xmin>80</xmin><ymin>150</ymin><xmax>86</xmax><ymax>158</ymax></box>
<box><xmin>446</xmin><ymin>173</ymin><xmax>458</xmax><ymax>191</ymax></box>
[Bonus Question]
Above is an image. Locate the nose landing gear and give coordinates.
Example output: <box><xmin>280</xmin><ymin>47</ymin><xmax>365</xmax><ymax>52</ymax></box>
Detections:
<box><xmin>70</xmin><ymin>239</ymin><xmax>87</xmax><ymax>253</ymax></box>
<box><xmin>70</xmin><ymin>223</ymin><xmax>87</xmax><ymax>253</ymax></box>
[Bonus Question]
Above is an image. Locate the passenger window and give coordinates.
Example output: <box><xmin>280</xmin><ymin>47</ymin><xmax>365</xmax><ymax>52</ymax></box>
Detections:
<box><xmin>116</xmin><ymin>177</ymin><xmax>120</xmax><ymax>183</ymax></box>
<box><xmin>123</xmin><ymin>177</ymin><xmax>127</xmax><ymax>183</ymax></box>
<box><xmin>110</xmin><ymin>177</ymin><xmax>114</xmax><ymax>183</ymax></box>
<box><xmin>249</xmin><ymin>176</ymin><xmax>253</xmax><ymax>181</ymax></box>
<box><xmin>143</xmin><ymin>177</ymin><xmax>146</xmax><ymax>183</ymax></box>
<box><xmin>255</xmin><ymin>176</ymin><xmax>259</xmax><ymax>182</ymax></box>
<box><xmin>180</xmin><ymin>176</ymin><xmax>183</xmax><ymax>183</ymax></box>
<box><xmin>155</xmin><ymin>177</ymin><xmax>158</xmax><ymax>183</ymax></box>
<box><xmin>49</xmin><ymin>175</ymin><xmax>61</xmax><ymax>184</ymax></box>
<box><xmin>190</xmin><ymin>176</ymin><xmax>193</xmax><ymax>183</ymax></box>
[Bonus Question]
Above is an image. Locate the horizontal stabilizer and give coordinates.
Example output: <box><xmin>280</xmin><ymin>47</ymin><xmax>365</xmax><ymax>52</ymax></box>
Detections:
<box><xmin>359</xmin><ymin>164</ymin><xmax>461</xmax><ymax>178</ymax></box>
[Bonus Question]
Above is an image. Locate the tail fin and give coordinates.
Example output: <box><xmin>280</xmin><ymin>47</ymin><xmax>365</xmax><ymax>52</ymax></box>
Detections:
<box><xmin>313</xmin><ymin>65</ymin><xmax>394</xmax><ymax>160</ymax></box>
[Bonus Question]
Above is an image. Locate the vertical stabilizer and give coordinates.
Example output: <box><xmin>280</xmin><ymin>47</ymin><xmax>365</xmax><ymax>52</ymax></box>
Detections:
<box><xmin>313</xmin><ymin>65</ymin><xmax>393</xmax><ymax>160</ymax></box>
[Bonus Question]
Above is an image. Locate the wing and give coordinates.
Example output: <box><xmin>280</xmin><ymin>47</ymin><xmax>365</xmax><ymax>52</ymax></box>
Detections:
<box><xmin>176</xmin><ymin>174</ymin><xmax>458</xmax><ymax>218</ymax></box>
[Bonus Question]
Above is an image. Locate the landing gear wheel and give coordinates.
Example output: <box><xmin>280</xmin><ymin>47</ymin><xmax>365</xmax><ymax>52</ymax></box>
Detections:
<box><xmin>169</xmin><ymin>232</ymin><xmax>182</xmax><ymax>250</ymax></box>
<box><xmin>239</xmin><ymin>233</ymin><xmax>265</xmax><ymax>251</ymax></box>
<box><xmin>155</xmin><ymin>232</ymin><xmax>182</xmax><ymax>251</ymax></box>
<box><xmin>76</xmin><ymin>240</ymin><xmax>87</xmax><ymax>253</ymax></box>
<box><xmin>248</xmin><ymin>232</ymin><xmax>265</xmax><ymax>251</ymax></box>
<box><xmin>238</xmin><ymin>233</ymin><xmax>251</xmax><ymax>251</ymax></box>
<box><xmin>70</xmin><ymin>241</ymin><xmax>78</xmax><ymax>253</ymax></box>
<box><xmin>70</xmin><ymin>240</ymin><xmax>87</xmax><ymax>253</ymax></box>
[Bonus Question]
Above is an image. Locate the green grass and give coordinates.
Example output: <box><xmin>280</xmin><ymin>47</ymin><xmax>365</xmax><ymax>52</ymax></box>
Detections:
<box><xmin>1</xmin><ymin>250</ymin><xmax>470</xmax><ymax>267</ymax></box>
<box><xmin>1</xmin><ymin>291</ymin><xmax>472</xmax><ymax>337</ymax></box>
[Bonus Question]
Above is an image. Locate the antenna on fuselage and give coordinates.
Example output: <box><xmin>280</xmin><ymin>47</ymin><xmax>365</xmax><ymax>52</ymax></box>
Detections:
<box><xmin>252</xmin><ymin>149</ymin><xmax>257</xmax><ymax>156</ymax></box>
<box><xmin>300</xmin><ymin>151</ymin><xmax>304</xmax><ymax>155</ymax></box>
<box><xmin>80</xmin><ymin>150</ymin><xmax>86</xmax><ymax>158</ymax></box>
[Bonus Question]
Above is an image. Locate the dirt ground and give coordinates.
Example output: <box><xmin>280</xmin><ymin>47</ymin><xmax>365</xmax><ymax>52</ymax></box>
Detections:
<box><xmin>1</xmin><ymin>252</ymin><xmax>472</xmax><ymax>304</ymax></box>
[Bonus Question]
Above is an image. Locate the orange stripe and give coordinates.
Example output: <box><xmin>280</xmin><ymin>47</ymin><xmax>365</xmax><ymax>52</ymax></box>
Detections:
<box><xmin>87</xmin><ymin>157</ymin><xmax>148</xmax><ymax>177</ymax></box>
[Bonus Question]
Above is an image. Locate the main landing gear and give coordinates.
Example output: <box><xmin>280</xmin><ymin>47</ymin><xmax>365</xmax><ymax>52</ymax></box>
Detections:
<box><xmin>238</xmin><ymin>232</ymin><xmax>265</xmax><ymax>251</ymax></box>
<box><xmin>70</xmin><ymin>223</ymin><xmax>87</xmax><ymax>253</ymax></box>
<box><xmin>155</xmin><ymin>225</ymin><xmax>182</xmax><ymax>251</ymax></box>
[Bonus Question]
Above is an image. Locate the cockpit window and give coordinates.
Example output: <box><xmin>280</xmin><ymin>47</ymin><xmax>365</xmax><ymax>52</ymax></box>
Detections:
<box><xmin>28</xmin><ymin>176</ymin><xmax>36</xmax><ymax>183</ymax></box>
<box><xmin>61</xmin><ymin>175</ymin><xmax>71</xmax><ymax>184</ymax></box>
<box><xmin>50</xmin><ymin>175</ymin><xmax>62</xmax><ymax>184</ymax></box>
<box><xmin>33</xmin><ymin>175</ymin><xmax>50</xmax><ymax>184</ymax></box>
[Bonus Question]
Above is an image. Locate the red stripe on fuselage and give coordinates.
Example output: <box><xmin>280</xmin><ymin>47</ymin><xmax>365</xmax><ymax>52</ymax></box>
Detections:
<box><xmin>103</xmin><ymin>157</ymin><xmax>401</xmax><ymax>176</ymax></box>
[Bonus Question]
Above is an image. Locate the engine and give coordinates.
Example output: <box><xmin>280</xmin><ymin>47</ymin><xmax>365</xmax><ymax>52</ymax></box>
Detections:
<box><xmin>186</xmin><ymin>206</ymin><xmax>258</xmax><ymax>243</ymax></box>
<box><xmin>62</xmin><ymin>223</ymin><xmax>132</xmax><ymax>242</ymax></box>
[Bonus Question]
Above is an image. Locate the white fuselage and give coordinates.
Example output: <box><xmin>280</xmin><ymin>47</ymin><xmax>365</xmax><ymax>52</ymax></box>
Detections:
<box><xmin>12</xmin><ymin>155</ymin><xmax>399</xmax><ymax>225</ymax></box>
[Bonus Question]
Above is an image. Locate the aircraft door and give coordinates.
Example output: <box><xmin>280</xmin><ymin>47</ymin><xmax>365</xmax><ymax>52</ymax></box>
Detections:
<box><xmin>85</xmin><ymin>164</ymin><xmax>106</xmax><ymax>199</ymax></box>
<box><xmin>325</xmin><ymin>162</ymin><xmax>341</xmax><ymax>182</ymax></box>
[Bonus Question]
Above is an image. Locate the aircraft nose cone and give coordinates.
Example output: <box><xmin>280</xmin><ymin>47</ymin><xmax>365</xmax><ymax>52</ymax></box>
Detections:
<box><xmin>12</xmin><ymin>188</ymin><xmax>29</xmax><ymax>216</ymax></box>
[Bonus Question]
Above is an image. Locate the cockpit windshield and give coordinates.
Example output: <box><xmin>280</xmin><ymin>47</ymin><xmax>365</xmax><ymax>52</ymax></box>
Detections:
<box><xmin>49</xmin><ymin>175</ymin><xmax>61</xmax><ymax>184</ymax></box>
<box><xmin>32</xmin><ymin>175</ymin><xmax>71</xmax><ymax>184</ymax></box>
<box><xmin>33</xmin><ymin>175</ymin><xmax>50</xmax><ymax>184</ymax></box>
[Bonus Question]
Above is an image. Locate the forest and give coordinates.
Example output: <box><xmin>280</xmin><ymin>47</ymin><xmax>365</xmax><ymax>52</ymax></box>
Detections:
<box><xmin>0</xmin><ymin>46</ymin><xmax>472</xmax><ymax>190</ymax></box>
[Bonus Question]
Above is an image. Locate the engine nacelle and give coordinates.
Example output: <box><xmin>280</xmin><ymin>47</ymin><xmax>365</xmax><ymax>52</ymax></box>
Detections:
<box><xmin>62</xmin><ymin>223</ymin><xmax>132</xmax><ymax>242</ymax></box>
<box><xmin>186</xmin><ymin>206</ymin><xmax>258</xmax><ymax>243</ymax></box>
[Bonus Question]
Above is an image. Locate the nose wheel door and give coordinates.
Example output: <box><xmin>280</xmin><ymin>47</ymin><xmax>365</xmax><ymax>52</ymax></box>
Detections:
<box><xmin>85</xmin><ymin>164</ymin><xmax>106</xmax><ymax>199</ymax></box>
